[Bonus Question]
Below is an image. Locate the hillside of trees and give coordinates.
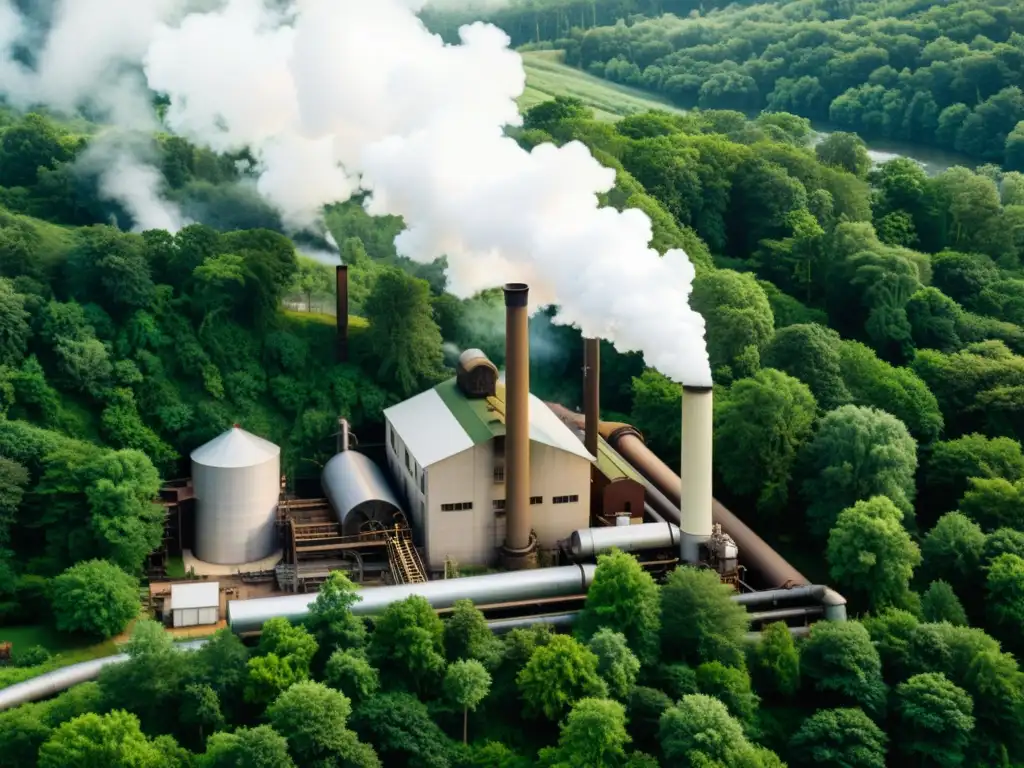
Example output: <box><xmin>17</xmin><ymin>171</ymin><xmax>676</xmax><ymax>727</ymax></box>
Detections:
<box><xmin>427</xmin><ymin>0</ymin><xmax>1024</xmax><ymax>167</ymax></box>
<box><xmin>3</xmin><ymin>5</ymin><xmax>1024</xmax><ymax>761</ymax></box>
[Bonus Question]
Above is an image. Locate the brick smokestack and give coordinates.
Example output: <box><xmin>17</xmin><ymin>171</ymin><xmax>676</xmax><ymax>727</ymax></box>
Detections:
<box><xmin>336</xmin><ymin>265</ymin><xmax>349</xmax><ymax>363</ymax></box>
<box><xmin>680</xmin><ymin>385</ymin><xmax>713</xmax><ymax>563</ymax></box>
<box><xmin>502</xmin><ymin>283</ymin><xmax>537</xmax><ymax>569</ymax></box>
<box><xmin>583</xmin><ymin>338</ymin><xmax>600</xmax><ymax>457</ymax></box>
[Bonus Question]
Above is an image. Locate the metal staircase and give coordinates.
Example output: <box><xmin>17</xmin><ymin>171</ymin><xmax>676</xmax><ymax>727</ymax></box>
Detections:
<box><xmin>387</xmin><ymin>527</ymin><xmax>427</xmax><ymax>584</ymax></box>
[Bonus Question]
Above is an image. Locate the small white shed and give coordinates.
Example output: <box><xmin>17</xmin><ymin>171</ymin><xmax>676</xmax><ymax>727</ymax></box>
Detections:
<box><xmin>169</xmin><ymin>581</ymin><xmax>220</xmax><ymax>628</ymax></box>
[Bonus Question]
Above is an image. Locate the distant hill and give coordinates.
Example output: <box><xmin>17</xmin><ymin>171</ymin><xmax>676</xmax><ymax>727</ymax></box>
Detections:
<box><xmin>518</xmin><ymin>50</ymin><xmax>685</xmax><ymax>121</ymax></box>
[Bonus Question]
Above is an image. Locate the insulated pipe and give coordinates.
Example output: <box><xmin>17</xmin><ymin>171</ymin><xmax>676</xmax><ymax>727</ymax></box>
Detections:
<box><xmin>569</xmin><ymin>522</ymin><xmax>680</xmax><ymax>559</ymax></box>
<box><xmin>680</xmin><ymin>386</ymin><xmax>714</xmax><ymax>563</ymax></box>
<box><xmin>336</xmin><ymin>265</ymin><xmax>349</xmax><ymax>363</ymax></box>
<box><xmin>598</xmin><ymin>420</ymin><xmax>809</xmax><ymax>589</ymax></box>
<box><xmin>747</xmin><ymin>606</ymin><xmax>824</xmax><ymax>624</ymax></box>
<box><xmin>502</xmin><ymin>283</ymin><xmax>535</xmax><ymax>566</ymax></box>
<box><xmin>583</xmin><ymin>338</ymin><xmax>600</xmax><ymax>457</ymax></box>
<box><xmin>227</xmin><ymin>564</ymin><xmax>596</xmax><ymax>634</ymax></box>
<box><xmin>644</xmin><ymin>502</ymin><xmax>666</xmax><ymax>524</ymax></box>
<box><xmin>487</xmin><ymin>612</ymin><xmax>579</xmax><ymax>635</ymax></box>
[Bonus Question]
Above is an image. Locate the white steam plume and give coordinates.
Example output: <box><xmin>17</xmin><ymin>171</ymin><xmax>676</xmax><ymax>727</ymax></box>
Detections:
<box><xmin>0</xmin><ymin>0</ymin><xmax>711</xmax><ymax>386</ymax></box>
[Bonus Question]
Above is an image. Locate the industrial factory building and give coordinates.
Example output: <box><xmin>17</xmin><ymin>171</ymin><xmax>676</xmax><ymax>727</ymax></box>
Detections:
<box><xmin>384</xmin><ymin>351</ymin><xmax>594</xmax><ymax>571</ymax></box>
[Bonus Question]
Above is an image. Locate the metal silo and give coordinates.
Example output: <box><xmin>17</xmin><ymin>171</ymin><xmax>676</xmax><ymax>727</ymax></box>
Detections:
<box><xmin>191</xmin><ymin>426</ymin><xmax>281</xmax><ymax>565</ymax></box>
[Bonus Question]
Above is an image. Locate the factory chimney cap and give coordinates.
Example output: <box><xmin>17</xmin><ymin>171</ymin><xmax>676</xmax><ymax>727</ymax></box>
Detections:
<box><xmin>503</xmin><ymin>283</ymin><xmax>529</xmax><ymax>308</ymax></box>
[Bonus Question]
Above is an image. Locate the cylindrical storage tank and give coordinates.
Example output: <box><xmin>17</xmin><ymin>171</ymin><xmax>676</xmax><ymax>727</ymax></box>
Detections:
<box><xmin>228</xmin><ymin>563</ymin><xmax>596</xmax><ymax>634</ymax></box>
<box><xmin>191</xmin><ymin>426</ymin><xmax>281</xmax><ymax>565</ymax></box>
<box><xmin>570</xmin><ymin>522</ymin><xmax>680</xmax><ymax>559</ymax></box>
<box><xmin>322</xmin><ymin>450</ymin><xmax>404</xmax><ymax>536</ymax></box>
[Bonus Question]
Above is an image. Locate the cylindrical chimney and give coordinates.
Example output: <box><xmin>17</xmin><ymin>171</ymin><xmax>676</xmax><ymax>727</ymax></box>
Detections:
<box><xmin>680</xmin><ymin>386</ymin><xmax>713</xmax><ymax>563</ymax></box>
<box><xmin>336</xmin><ymin>265</ymin><xmax>349</xmax><ymax>363</ymax></box>
<box><xmin>583</xmin><ymin>338</ymin><xmax>600</xmax><ymax>458</ymax></box>
<box><xmin>502</xmin><ymin>283</ymin><xmax>536</xmax><ymax>568</ymax></box>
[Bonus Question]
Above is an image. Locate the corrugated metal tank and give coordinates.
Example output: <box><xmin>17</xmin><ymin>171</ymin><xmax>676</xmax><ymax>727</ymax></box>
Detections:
<box><xmin>191</xmin><ymin>426</ymin><xmax>281</xmax><ymax>565</ymax></box>
<box><xmin>322</xmin><ymin>450</ymin><xmax>404</xmax><ymax>535</ymax></box>
<box><xmin>228</xmin><ymin>563</ymin><xmax>597</xmax><ymax>634</ymax></box>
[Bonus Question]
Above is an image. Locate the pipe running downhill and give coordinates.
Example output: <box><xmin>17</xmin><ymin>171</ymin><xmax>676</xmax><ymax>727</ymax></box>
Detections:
<box><xmin>680</xmin><ymin>386</ymin><xmax>714</xmax><ymax>563</ymax></box>
<box><xmin>502</xmin><ymin>283</ymin><xmax>536</xmax><ymax>567</ymax></box>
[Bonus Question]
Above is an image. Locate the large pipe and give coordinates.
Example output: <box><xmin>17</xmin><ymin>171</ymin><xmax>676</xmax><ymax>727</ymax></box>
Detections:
<box><xmin>569</xmin><ymin>522</ymin><xmax>679</xmax><ymax>559</ymax></box>
<box><xmin>680</xmin><ymin>386</ymin><xmax>713</xmax><ymax>563</ymax></box>
<box><xmin>583</xmin><ymin>338</ymin><xmax>600</xmax><ymax>457</ymax></box>
<box><xmin>502</xmin><ymin>283</ymin><xmax>536</xmax><ymax>568</ymax></box>
<box><xmin>336</xmin><ymin>265</ymin><xmax>349</xmax><ymax>363</ymax></box>
<box><xmin>228</xmin><ymin>564</ymin><xmax>596</xmax><ymax>634</ymax></box>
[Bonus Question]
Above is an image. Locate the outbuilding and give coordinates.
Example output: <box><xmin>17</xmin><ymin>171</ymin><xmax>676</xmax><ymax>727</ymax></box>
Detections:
<box><xmin>169</xmin><ymin>581</ymin><xmax>220</xmax><ymax>628</ymax></box>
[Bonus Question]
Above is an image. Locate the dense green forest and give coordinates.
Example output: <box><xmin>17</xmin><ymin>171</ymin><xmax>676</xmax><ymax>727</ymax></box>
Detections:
<box><xmin>428</xmin><ymin>0</ymin><xmax>1024</xmax><ymax>167</ymax></box>
<box><xmin>3</xmin><ymin>0</ymin><xmax>1024</xmax><ymax>761</ymax></box>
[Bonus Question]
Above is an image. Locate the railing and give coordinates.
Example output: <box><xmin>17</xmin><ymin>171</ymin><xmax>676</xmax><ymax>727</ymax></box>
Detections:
<box><xmin>387</xmin><ymin>528</ymin><xmax>427</xmax><ymax>585</ymax></box>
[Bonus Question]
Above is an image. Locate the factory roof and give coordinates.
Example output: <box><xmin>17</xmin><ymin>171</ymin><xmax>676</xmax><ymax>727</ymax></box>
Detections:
<box><xmin>191</xmin><ymin>426</ymin><xmax>280</xmax><ymax>468</ymax></box>
<box><xmin>384</xmin><ymin>378</ymin><xmax>595</xmax><ymax>468</ymax></box>
<box><xmin>550</xmin><ymin>408</ymin><xmax>643</xmax><ymax>483</ymax></box>
<box><xmin>170</xmin><ymin>581</ymin><xmax>220</xmax><ymax>611</ymax></box>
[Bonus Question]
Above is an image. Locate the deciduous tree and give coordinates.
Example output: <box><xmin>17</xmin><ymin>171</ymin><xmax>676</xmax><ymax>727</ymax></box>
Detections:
<box><xmin>49</xmin><ymin>559</ymin><xmax>139</xmax><ymax>639</ymax></box>
<box><xmin>893</xmin><ymin>673</ymin><xmax>974</xmax><ymax>768</ymax></box>
<box><xmin>517</xmin><ymin>634</ymin><xmax>607</xmax><ymax>721</ymax></box>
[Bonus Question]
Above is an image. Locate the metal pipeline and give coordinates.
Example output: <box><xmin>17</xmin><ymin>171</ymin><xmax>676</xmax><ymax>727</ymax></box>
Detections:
<box><xmin>546</xmin><ymin>403</ymin><xmax>809</xmax><ymax>590</ymax></box>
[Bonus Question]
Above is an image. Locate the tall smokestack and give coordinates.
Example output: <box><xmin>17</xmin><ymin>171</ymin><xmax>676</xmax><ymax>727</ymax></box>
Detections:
<box><xmin>680</xmin><ymin>386</ymin><xmax>713</xmax><ymax>563</ymax></box>
<box><xmin>502</xmin><ymin>283</ymin><xmax>537</xmax><ymax>569</ymax></box>
<box><xmin>583</xmin><ymin>338</ymin><xmax>600</xmax><ymax>457</ymax></box>
<box><xmin>336</xmin><ymin>265</ymin><xmax>349</xmax><ymax>363</ymax></box>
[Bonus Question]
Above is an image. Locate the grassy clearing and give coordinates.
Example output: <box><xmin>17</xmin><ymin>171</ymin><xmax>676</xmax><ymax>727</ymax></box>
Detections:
<box><xmin>166</xmin><ymin>556</ymin><xmax>186</xmax><ymax>580</ymax></box>
<box><xmin>519</xmin><ymin>50</ymin><xmax>685</xmax><ymax>121</ymax></box>
<box><xmin>0</xmin><ymin>625</ymin><xmax>121</xmax><ymax>689</ymax></box>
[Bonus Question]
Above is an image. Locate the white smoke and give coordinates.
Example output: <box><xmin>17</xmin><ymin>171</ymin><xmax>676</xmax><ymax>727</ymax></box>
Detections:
<box><xmin>0</xmin><ymin>0</ymin><xmax>712</xmax><ymax>386</ymax></box>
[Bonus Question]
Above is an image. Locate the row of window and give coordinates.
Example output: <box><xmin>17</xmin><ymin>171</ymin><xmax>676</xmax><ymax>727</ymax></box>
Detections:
<box><xmin>389</xmin><ymin>424</ymin><xmax>426</xmax><ymax>494</ymax></box>
<box><xmin>442</xmin><ymin>495</ymin><xmax>577</xmax><ymax>513</ymax></box>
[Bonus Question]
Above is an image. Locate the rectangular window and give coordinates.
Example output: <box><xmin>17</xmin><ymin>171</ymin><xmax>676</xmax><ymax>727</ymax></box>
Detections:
<box><xmin>405</xmin><ymin>448</ymin><xmax>411</xmax><ymax>474</ymax></box>
<box><xmin>389</xmin><ymin>426</ymin><xmax>396</xmax><ymax>450</ymax></box>
<box><xmin>553</xmin><ymin>495</ymin><xmax>580</xmax><ymax>504</ymax></box>
<box><xmin>493</xmin><ymin>465</ymin><xmax>504</xmax><ymax>483</ymax></box>
<box><xmin>419</xmin><ymin>473</ymin><xmax>426</xmax><ymax>494</ymax></box>
<box><xmin>493</xmin><ymin>499</ymin><xmax>505</xmax><ymax>511</ymax></box>
<box><xmin>441</xmin><ymin>502</ymin><xmax>473</xmax><ymax>511</ymax></box>
<box><xmin>530</xmin><ymin>496</ymin><xmax>542</xmax><ymax>505</ymax></box>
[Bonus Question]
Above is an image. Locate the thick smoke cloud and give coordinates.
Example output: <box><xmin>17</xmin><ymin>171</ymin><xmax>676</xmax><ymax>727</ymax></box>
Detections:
<box><xmin>0</xmin><ymin>0</ymin><xmax>712</xmax><ymax>386</ymax></box>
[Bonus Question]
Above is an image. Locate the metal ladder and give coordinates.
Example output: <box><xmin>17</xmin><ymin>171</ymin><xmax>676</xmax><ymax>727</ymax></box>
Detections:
<box><xmin>387</xmin><ymin>527</ymin><xmax>427</xmax><ymax>584</ymax></box>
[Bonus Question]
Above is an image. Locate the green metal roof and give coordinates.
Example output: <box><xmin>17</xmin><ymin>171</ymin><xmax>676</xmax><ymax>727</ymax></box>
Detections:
<box><xmin>595</xmin><ymin>438</ymin><xmax>643</xmax><ymax>483</ymax></box>
<box><xmin>433</xmin><ymin>378</ymin><xmax>503</xmax><ymax>444</ymax></box>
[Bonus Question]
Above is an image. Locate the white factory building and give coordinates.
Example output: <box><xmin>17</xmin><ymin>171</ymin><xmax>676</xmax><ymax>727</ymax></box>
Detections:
<box><xmin>384</xmin><ymin>350</ymin><xmax>594</xmax><ymax>571</ymax></box>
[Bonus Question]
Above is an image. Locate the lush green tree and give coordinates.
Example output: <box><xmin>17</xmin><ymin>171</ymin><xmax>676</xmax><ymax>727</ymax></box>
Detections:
<box><xmin>630</xmin><ymin>369</ymin><xmax>682</xmax><ymax>465</ymax></box>
<box><xmin>444</xmin><ymin>659</ymin><xmax>491</xmax><ymax>744</ymax></box>
<box><xmin>714</xmin><ymin>368</ymin><xmax>817</xmax><ymax>513</ymax></box>
<box><xmin>695</xmin><ymin>661</ymin><xmax>760</xmax><ymax>729</ymax></box>
<box><xmin>576</xmin><ymin>550</ymin><xmax>661</xmax><ymax>666</ymax></box>
<box><xmin>921</xmin><ymin>581</ymin><xmax>969</xmax><ymax>626</ymax></box>
<box><xmin>37</xmin><ymin>710</ymin><xmax>186</xmax><ymax>768</ymax></box>
<box><xmin>0</xmin><ymin>456</ymin><xmax>28</xmax><ymax>546</ymax></box>
<box><xmin>350</xmin><ymin>692</ymin><xmax>458</xmax><ymax>768</ymax></box>
<box><xmin>919</xmin><ymin>512</ymin><xmax>986</xmax><ymax>594</ymax></box>
<box><xmin>800</xmin><ymin>621</ymin><xmax>887</xmax><ymax>718</ymax></box>
<box><xmin>958</xmin><ymin>476</ymin><xmax>1024</xmax><ymax>532</ymax></box>
<box><xmin>444</xmin><ymin>599</ymin><xmax>501</xmax><ymax>666</ymax></box>
<box><xmin>762</xmin><ymin>323</ymin><xmax>850</xmax><ymax>411</ymax></box>
<box><xmin>827</xmin><ymin>496</ymin><xmax>921</xmax><ymax>612</ymax></box>
<box><xmin>49</xmin><ymin>559</ymin><xmax>139</xmax><ymax>638</ymax></box>
<box><xmin>923</xmin><ymin>434</ymin><xmax>1024</xmax><ymax>518</ymax></box>
<box><xmin>906</xmin><ymin>288</ymin><xmax>963</xmax><ymax>353</ymax></box>
<box><xmin>661</xmin><ymin>566</ymin><xmax>748</xmax><ymax>668</ymax></box>
<box><xmin>658</xmin><ymin>694</ymin><xmax>764</xmax><ymax>766</ymax></box>
<box><xmin>363</xmin><ymin>268</ymin><xmax>445</xmax><ymax>397</ymax></box>
<box><xmin>691</xmin><ymin>269</ymin><xmax>775</xmax><ymax>382</ymax></box>
<box><xmin>626</xmin><ymin>687</ymin><xmax>672</xmax><ymax>757</ymax></box>
<box><xmin>290</xmin><ymin>257</ymin><xmax>333</xmax><ymax>312</ymax></box>
<box><xmin>517</xmin><ymin>634</ymin><xmax>607</xmax><ymax>721</ymax></box>
<box><xmin>587</xmin><ymin>629</ymin><xmax>641</xmax><ymax>701</ymax></box>
<box><xmin>0</xmin><ymin>704</ymin><xmax>53</xmax><ymax>768</ymax></box>
<box><xmin>266</xmin><ymin>681</ymin><xmax>379</xmax><ymax>768</ymax></box>
<box><xmin>201</xmin><ymin>725</ymin><xmax>296</xmax><ymax>768</ymax></box>
<box><xmin>800</xmin><ymin>405</ymin><xmax>918</xmax><ymax>538</ymax></box>
<box><xmin>982</xmin><ymin>528</ymin><xmax>1024</xmax><ymax>568</ymax></box>
<box><xmin>369</xmin><ymin>595</ymin><xmax>446</xmax><ymax>695</ymax></box>
<box><xmin>893</xmin><ymin>672</ymin><xmax>975</xmax><ymax>768</ymax></box>
<box><xmin>305</xmin><ymin>570</ymin><xmax>367</xmax><ymax>667</ymax></box>
<box><xmin>0</xmin><ymin>278</ymin><xmax>30</xmax><ymax>367</ymax></box>
<box><xmin>788</xmin><ymin>708</ymin><xmax>887</xmax><ymax>768</ymax></box>
<box><xmin>986</xmin><ymin>553</ymin><xmax>1024</xmax><ymax>640</ymax></box>
<box><xmin>539</xmin><ymin>698</ymin><xmax>631</xmax><ymax>768</ymax></box>
<box><xmin>324</xmin><ymin>649</ymin><xmax>380</xmax><ymax>705</ymax></box>
<box><xmin>750</xmin><ymin>621</ymin><xmax>801</xmax><ymax>700</ymax></box>
<box><xmin>179</xmin><ymin>683</ymin><xmax>224</xmax><ymax>747</ymax></box>
<box><xmin>0</xmin><ymin>113</ymin><xmax>72</xmax><ymax>187</ymax></box>
<box><xmin>816</xmin><ymin>132</ymin><xmax>872</xmax><ymax>176</ymax></box>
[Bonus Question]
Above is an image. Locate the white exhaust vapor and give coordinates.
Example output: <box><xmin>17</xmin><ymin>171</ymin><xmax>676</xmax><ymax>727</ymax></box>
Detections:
<box><xmin>0</xmin><ymin>0</ymin><xmax>712</xmax><ymax>387</ymax></box>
